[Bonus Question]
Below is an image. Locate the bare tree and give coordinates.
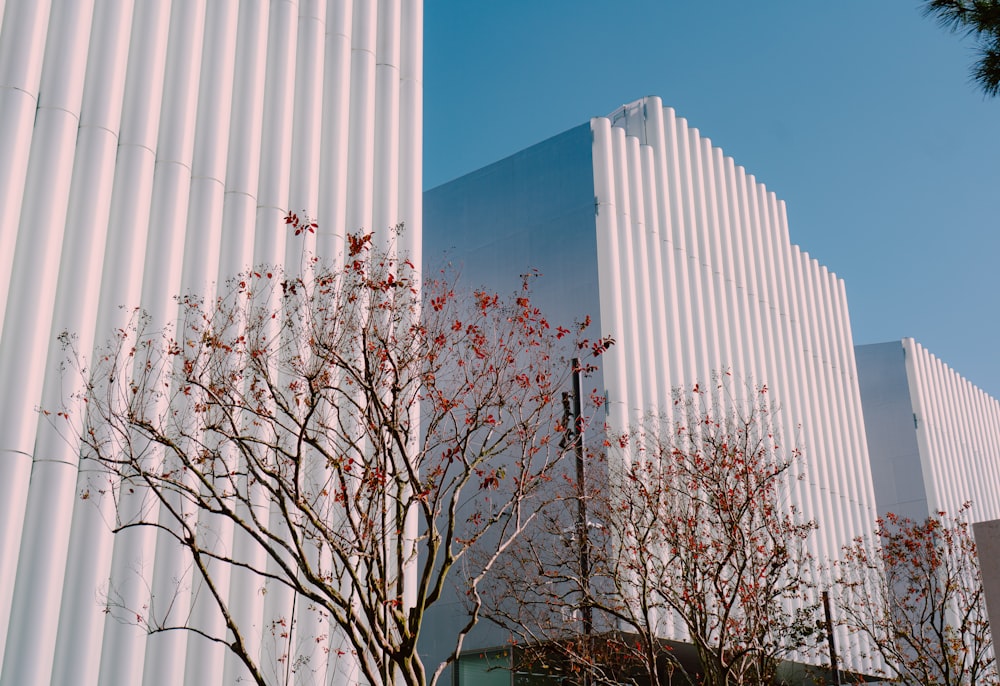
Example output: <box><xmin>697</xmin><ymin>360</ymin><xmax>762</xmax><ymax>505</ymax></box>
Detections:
<box><xmin>60</xmin><ymin>222</ymin><xmax>608</xmax><ymax>686</ymax></box>
<box><xmin>486</xmin><ymin>460</ymin><xmax>689</xmax><ymax>686</ymax></box>
<box><xmin>837</xmin><ymin>505</ymin><xmax>997</xmax><ymax>686</ymax></box>
<box><xmin>488</xmin><ymin>379</ymin><xmax>820</xmax><ymax>686</ymax></box>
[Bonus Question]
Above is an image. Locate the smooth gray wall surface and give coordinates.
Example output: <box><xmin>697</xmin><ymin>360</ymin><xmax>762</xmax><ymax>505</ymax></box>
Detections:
<box><xmin>424</xmin><ymin>123</ymin><xmax>600</xmax><ymax>337</ymax></box>
<box><xmin>420</xmin><ymin>123</ymin><xmax>608</xmax><ymax>683</ymax></box>
<box><xmin>973</xmin><ymin>519</ymin><xmax>1000</xmax><ymax>639</ymax></box>
<box><xmin>855</xmin><ymin>341</ymin><xmax>929</xmax><ymax>521</ymax></box>
<box><xmin>421</xmin><ymin>123</ymin><xmax>602</xmax><ymax>681</ymax></box>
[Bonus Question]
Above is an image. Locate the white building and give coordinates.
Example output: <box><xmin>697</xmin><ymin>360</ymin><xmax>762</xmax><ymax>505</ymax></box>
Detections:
<box><xmin>9</xmin><ymin>2</ymin><xmax>992</xmax><ymax>681</ymax></box>
<box><xmin>424</xmin><ymin>96</ymin><xmax>882</xmax><ymax>677</ymax></box>
<box><xmin>856</xmin><ymin>338</ymin><xmax>1000</xmax><ymax>524</ymax></box>
<box><xmin>0</xmin><ymin>1</ymin><xmax>421</xmax><ymax>684</ymax></box>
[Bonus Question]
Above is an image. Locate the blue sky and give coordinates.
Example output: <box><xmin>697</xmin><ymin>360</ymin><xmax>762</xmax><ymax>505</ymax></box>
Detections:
<box><xmin>423</xmin><ymin>1</ymin><xmax>1000</xmax><ymax>398</ymax></box>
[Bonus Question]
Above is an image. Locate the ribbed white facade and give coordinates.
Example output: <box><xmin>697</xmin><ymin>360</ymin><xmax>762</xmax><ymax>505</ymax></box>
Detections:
<box><xmin>903</xmin><ymin>339</ymin><xmax>1000</xmax><ymax>522</ymax></box>
<box><xmin>0</xmin><ymin>1</ymin><xmax>421</xmax><ymax>684</ymax></box>
<box><xmin>424</xmin><ymin>96</ymin><xmax>882</xmax><ymax>676</ymax></box>
<box><xmin>592</xmin><ymin>97</ymin><xmax>879</xmax><ymax>673</ymax></box>
<box><xmin>858</xmin><ymin>338</ymin><xmax>1000</xmax><ymax>524</ymax></box>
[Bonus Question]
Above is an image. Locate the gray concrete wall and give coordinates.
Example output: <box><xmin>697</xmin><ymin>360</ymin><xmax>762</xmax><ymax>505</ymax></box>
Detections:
<box><xmin>855</xmin><ymin>341</ymin><xmax>929</xmax><ymax>521</ymax></box>
<box><xmin>421</xmin><ymin>122</ymin><xmax>602</xmax><ymax>682</ymax></box>
<box><xmin>973</xmin><ymin>519</ymin><xmax>1000</xmax><ymax>640</ymax></box>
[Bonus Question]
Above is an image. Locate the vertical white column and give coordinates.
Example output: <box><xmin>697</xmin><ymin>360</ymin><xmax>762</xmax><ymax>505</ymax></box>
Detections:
<box><xmin>777</xmin><ymin>217</ymin><xmax>816</xmax><ymax>548</ymax></box>
<box><xmin>0</xmin><ymin>0</ymin><xmax>92</xmax><ymax>670</ymax></box>
<box><xmin>817</xmin><ymin>269</ymin><xmax>851</xmax><ymax>542</ymax></box>
<box><xmin>699</xmin><ymin>140</ymin><xmax>734</xmax><ymax>379</ymax></box>
<box><xmin>43</xmin><ymin>5</ymin><xmax>136</xmax><ymax>682</ymax></box>
<box><xmin>759</xmin><ymin>189</ymin><xmax>791</xmax><ymax>412</ymax></box>
<box><xmin>937</xmin><ymin>361</ymin><xmax>959</xmax><ymax>513</ymax></box>
<box><xmin>601</xmin><ymin>127</ymin><xmax>643</xmax><ymax>428</ymax></box>
<box><xmin>639</xmin><ymin>144</ymin><xmax>671</xmax><ymax>408</ymax></box>
<box><xmin>0</xmin><ymin>0</ymin><xmax>93</xmax><ymax>679</ymax></box>
<box><xmin>0</xmin><ymin>0</ymin><xmax>50</xmax><ymax>334</ymax></box>
<box><xmin>916</xmin><ymin>347</ymin><xmax>948</xmax><ymax>513</ymax></box>
<box><xmin>220</xmin><ymin>0</ymin><xmax>267</xmax><ymax>286</ymax></box>
<box><xmin>134</xmin><ymin>4</ymin><xmax>207</xmax><ymax>684</ymax></box>
<box><xmin>729</xmin><ymin>165</ymin><xmax>767</xmax><ymax>387</ymax></box>
<box><xmin>178</xmin><ymin>3</ymin><xmax>239</xmax><ymax>684</ymax></box>
<box><xmin>756</xmin><ymin>188</ymin><xmax>805</xmax><ymax>536</ymax></box>
<box><xmin>95</xmin><ymin>2</ymin><xmax>174</xmax><ymax>683</ymax></box>
<box><xmin>286</xmin><ymin>0</ymin><xmax>325</xmax><ymax>264</ymax></box>
<box><xmin>973</xmin><ymin>388</ymin><xmax>1000</xmax><ymax>515</ymax></box>
<box><xmin>778</xmin><ymin>216</ymin><xmax>818</xmax><ymax>565</ymax></box>
<box><xmin>743</xmin><ymin>175</ymin><xmax>778</xmax><ymax>391</ymax></box>
<box><xmin>687</xmin><ymin>130</ymin><xmax>723</xmax><ymax>380</ymax></box>
<box><xmin>288</xmin><ymin>8</ymin><xmax>332</xmax><ymax>675</ymax></box>
<box><xmin>673</xmin><ymin>118</ymin><xmax>709</xmax><ymax>384</ymax></box>
<box><xmin>953</xmin><ymin>366</ymin><xmax>977</xmax><ymax>512</ymax></box>
<box><xmin>793</xmin><ymin>251</ymin><xmax>838</xmax><ymax>564</ymax></box>
<box><xmin>47</xmin><ymin>4</ymin><xmax>159</xmax><ymax>684</ymax></box>
<box><xmin>0</xmin><ymin>0</ymin><xmax>423</xmax><ymax>683</ymax></box>
<box><xmin>983</xmin><ymin>393</ymin><xmax>1000</xmax><ymax>514</ymax></box>
<box><xmin>810</xmin><ymin>261</ymin><xmax>845</xmax><ymax>560</ymax></box>
<box><xmin>345</xmin><ymin>0</ymin><xmax>376</xmax><ymax>236</ymax></box>
<box><xmin>397</xmin><ymin>0</ymin><xmax>421</xmax><ymax>264</ymax></box>
<box><xmin>934</xmin><ymin>357</ymin><xmax>960</xmax><ymax>513</ymax></box>
<box><xmin>372</xmin><ymin>0</ymin><xmax>400</xmax><ymax>252</ymax></box>
<box><xmin>253</xmin><ymin>0</ymin><xmax>296</xmax><ymax>268</ymax></box>
<box><xmin>316</xmin><ymin>0</ymin><xmax>352</xmax><ymax>262</ymax></box>
<box><xmin>713</xmin><ymin>153</ymin><xmax>748</xmax><ymax>384</ymax></box>
<box><xmin>834</xmin><ymin>276</ymin><xmax>876</xmax><ymax>544</ymax></box>
<box><xmin>182</xmin><ymin>0</ymin><xmax>237</xmax><ymax>299</ymax></box>
<box><xmin>759</xmin><ymin>184</ymin><xmax>805</xmax><ymax>662</ymax></box>
<box><xmin>396</xmin><ymin>4</ymin><xmax>422</xmax><ymax>670</ymax></box>
<box><xmin>662</xmin><ymin>110</ymin><xmax>698</xmax><ymax>388</ymax></box>
<box><xmin>640</xmin><ymin>100</ymin><xmax>683</xmax><ymax>395</ymax></box>
<box><xmin>935</xmin><ymin>357</ymin><xmax>962</xmax><ymax>513</ymax></box>
<box><xmin>255</xmin><ymin>3</ymin><xmax>300</xmax><ymax>679</ymax></box>
<box><xmin>590</xmin><ymin>118</ymin><xmax>628</xmax><ymax>443</ymax></box>
<box><xmin>915</xmin><ymin>342</ymin><xmax>949</xmax><ymax>513</ymax></box>
<box><xmin>216</xmin><ymin>4</ymin><xmax>270</xmax><ymax>682</ymax></box>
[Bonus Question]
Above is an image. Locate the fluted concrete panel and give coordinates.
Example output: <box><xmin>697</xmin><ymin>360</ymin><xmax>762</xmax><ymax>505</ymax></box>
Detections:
<box><xmin>0</xmin><ymin>1</ymin><xmax>421</xmax><ymax>684</ymax></box>
<box><xmin>0</xmin><ymin>0</ymin><xmax>92</xmax><ymax>660</ymax></box>
<box><xmin>591</xmin><ymin>97</ymin><xmax>879</xmax><ymax>673</ymax></box>
<box><xmin>0</xmin><ymin>0</ymin><xmax>51</xmax><ymax>338</ymax></box>
<box><xmin>904</xmin><ymin>339</ymin><xmax>1000</xmax><ymax>521</ymax></box>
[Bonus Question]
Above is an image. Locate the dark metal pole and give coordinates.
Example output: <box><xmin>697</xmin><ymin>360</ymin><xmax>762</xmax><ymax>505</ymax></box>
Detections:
<box><xmin>823</xmin><ymin>591</ymin><xmax>841</xmax><ymax>686</ymax></box>
<box><xmin>571</xmin><ymin>359</ymin><xmax>592</xmax><ymax>636</ymax></box>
